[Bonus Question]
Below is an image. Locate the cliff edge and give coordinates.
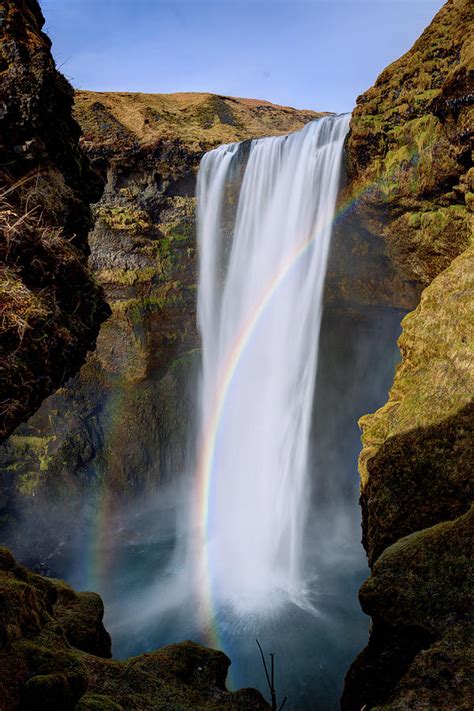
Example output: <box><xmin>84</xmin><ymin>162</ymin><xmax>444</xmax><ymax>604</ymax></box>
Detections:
<box><xmin>342</xmin><ymin>0</ymin><xmax>473</xmax><ymax>708</ymax></box>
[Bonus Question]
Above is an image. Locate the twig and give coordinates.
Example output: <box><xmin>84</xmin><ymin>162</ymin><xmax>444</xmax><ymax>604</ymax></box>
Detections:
<box><xmin>256</xmin><ymin>639</ymin><xmax>284</xmax><ymax>711</ymax></box>
<box><xmin>256</xmin><ymin>639</ymin><xmax>272</xmax><ymax>694</ymax></box>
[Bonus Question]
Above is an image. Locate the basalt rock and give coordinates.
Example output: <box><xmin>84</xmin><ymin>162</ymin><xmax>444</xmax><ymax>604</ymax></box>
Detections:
<box><xmin>0</xmin><ymin>548</ymin><xmax>269</xmax><ymax>711</ymax></box>
<box><xmin>343</xmin><ymin>1</ymin><xmax>474</xmax><ymax>707</ymax></box>
<box><xmin>0</xmin><ymin>0</ymin><xmax>109</xmax><ymax>442</ymax></box>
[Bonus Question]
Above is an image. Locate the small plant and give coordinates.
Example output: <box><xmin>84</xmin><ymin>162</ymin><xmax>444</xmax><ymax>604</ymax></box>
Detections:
<box><xmin>256</xmin><ymin>639</ymin><xmax>287</xmax><ymax>711</ymax></box>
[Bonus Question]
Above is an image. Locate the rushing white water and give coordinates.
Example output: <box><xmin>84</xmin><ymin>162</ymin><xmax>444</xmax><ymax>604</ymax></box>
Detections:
<box><xmin>195</xmin><ymin>114</ymin><xmax>351</xmax><ymax>613</ymax></box>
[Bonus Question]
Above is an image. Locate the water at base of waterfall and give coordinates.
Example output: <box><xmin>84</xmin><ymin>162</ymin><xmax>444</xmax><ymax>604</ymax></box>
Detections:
<box><xmin>59</xmin><ymin>499</ymin><xmax>369</xmax><ymax>710</ymax></box>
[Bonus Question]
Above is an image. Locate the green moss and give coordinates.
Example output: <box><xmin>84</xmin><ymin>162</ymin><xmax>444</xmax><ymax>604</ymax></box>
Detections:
<box><xmin>6</xmin><ymin>435</ymin><xmax>56</xmax><ymax>494</ymax></box>
<box><xmin>362</xmin><ymin>508</ymin><xmax>473</xmax><ymax>628</ymax></box>
<box><xmin>77</xmin><ymin>694</ymin><xmax>124</xmax><ymax>710</ymax></box>
<box><xmin>413</xmin><ymin>88</ymin><xmax>441</xmax><ymax>106</ymax></box>
<box><xmin>388</xmin><ymin>115</ymin><xmax>440</xmax><ymax>155</ymax></box>
<box><xmin>96</xmin><ymin>205</ymin><xmax>150</xmax><ymax>233</ymax></box>
<box><xmin>97</xmin><ymin>267</ymin><xmax>159</xmax><ymax>286</ymax></box>
<box><xmin>383</xmin><ymin>144</ymin><xmax>413</xmax><ymax>173</ymax></box>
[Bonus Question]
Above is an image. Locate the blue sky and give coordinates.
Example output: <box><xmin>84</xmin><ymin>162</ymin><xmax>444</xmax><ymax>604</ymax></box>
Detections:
<box><xmin>40</xmin><ymin>0</ymin><xmax>445</xmax><ymax>113</ymax></box>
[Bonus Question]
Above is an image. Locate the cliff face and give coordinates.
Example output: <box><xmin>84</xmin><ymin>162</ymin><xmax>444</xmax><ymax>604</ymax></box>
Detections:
<box><xmin>342</xmin><ymin>0</ymin><xmax>473</xmax><ymax>708</ymax></box>
<box><xmin>0</xmin><ymin>0</ymin><xmax>109</xmax><ymax>442</ymax></box>
<box><xmin>0</xmin><ymin>547</ymin><xmax>269</xmax><ymax>711</ymax></box>
<box><xmin>346</xmin><ymin>0</ymin><xmax>472</xmax><ymax>287</ymax></box>
<box><xmin>0</xmin><ymin>91</ymin><xmax>327</xmax><ymax>559</ymax></box>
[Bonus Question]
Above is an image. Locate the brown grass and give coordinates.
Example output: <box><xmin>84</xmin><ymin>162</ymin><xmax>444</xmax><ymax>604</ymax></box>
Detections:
<box><xmin>0</xmin><ymin>172</ymin><xmax>106</xmax><ymax>440</ymax></box>
<box><xmin>74</xmin><ymin>90</ymin><xmax>327</xmax><ymax>150</ymax></box>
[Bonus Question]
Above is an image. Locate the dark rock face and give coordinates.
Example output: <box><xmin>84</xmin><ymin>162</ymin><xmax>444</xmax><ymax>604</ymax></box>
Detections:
<box><xmin>342</xmin><ymin>0</ymin><xmax>474</xmax><ymax>707</ymax></box>
<box><xmin>0</xmin><ymin>547</ymin><xmax>269</xmax><ymax>711</ymax></box>
<box><xmin>342</xmin><ymin>508</ymin><xmax>474</xmax><ymax>710</ymax></box>
<box><xmin>0</xmin><ymin>0</ymin><xmax>110</xmax><ymax>442</ymax></box>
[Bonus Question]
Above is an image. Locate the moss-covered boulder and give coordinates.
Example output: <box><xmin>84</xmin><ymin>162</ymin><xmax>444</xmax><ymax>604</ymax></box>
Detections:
<box><xmin>0</xmin><ymin>548</ymin><xmax>269</xmax><ymax>710</ymax></box>
<box><xmin>0</xmin><ymin>0</ymin><xmax>110</xmax><ymax>442</ymax></box>
<box><xmin>342</xmin><ymin>508</ymin><xmax>474</xmax><ymax>710</ymax></box>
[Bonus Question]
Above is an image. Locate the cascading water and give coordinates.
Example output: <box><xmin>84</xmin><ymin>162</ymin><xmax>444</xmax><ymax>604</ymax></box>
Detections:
<box><xmin>195</xmin><ymin>114</ymin><xmax>351</xmax><ymax>614</ymax></box>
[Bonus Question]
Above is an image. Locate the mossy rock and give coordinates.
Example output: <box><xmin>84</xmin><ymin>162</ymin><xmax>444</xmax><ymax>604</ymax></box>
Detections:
<box><xmin>343</xmin><ymin>509</ymin><xmax>474</xmax><ymax>710</ymax></box>
<box><xmin>346</xmin><ymin>0</ymin><xmax>473</xmax><ymax>287</ymax></box>
<box><xmin>0</xmin><ymin>550</ymin><xmax>269</xmax><ymax>709</ymax></box>
<box><xmin>22</xmin><ymin>671</ymin><xmax>87</xmax><ymax>710</ymax></box>
<box><xmin>77</xmin><ymin>694</ymin><xmax>124</xmax><ymax>710</ymax></box>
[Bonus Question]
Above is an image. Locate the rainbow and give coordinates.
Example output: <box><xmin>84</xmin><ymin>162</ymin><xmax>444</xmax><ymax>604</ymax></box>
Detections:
<box><xmin>81</xmin><ymin>127</ymin><xmax>422</xmax><ymax>660</ymax></box>
<box><xmin>84</xmin><ymin>386</ymin><xmax>129</xmax><ymax>594</ymax></box>
<box><xmin>193</xmin><ymin>179</ymin><xmax>373</xmax><ymax>650</ymax></box>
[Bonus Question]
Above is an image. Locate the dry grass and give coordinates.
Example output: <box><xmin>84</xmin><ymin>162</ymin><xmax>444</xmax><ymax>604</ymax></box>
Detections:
<box><xmin>0</xmin><ymin>266</ymin><xmax>49</xmax><ymax>341</ymax></box>
<box><xmin>75</xmin><ymin>90</ymin><xmax>327</xmax><ymax>150</ymax></box>
<box><xmin>0</xmin><ymin>172</ymin><xmax>106</xmax><ymax>440</ymax></box>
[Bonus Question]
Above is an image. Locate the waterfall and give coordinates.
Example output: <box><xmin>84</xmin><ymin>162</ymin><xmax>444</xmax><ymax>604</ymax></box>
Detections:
<box><xmin>195</xmin><ymin>114</ymin><xmax>351</xmax><ymax>614</ymax></box>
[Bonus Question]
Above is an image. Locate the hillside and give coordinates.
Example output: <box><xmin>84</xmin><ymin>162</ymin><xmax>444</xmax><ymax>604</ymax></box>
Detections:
<box><xmin>75</xmin><ymin>90</ymin><xmax>325</xmax><ymax>151</ymax></box>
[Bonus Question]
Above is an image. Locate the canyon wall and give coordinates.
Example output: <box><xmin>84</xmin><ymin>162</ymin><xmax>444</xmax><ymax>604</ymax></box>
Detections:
<box><xmin>342</xmin><ymin>0</ymin><xmax>473</xmax><ymax>707</ymax></box>
<box><xmin>0</xmin><ymin>0</ymin><xmax>109</xmax><ymax>442</ymax></box>
<box><xmin>0</xmin><ymin>84</ymin><xmax>413</xmax><ymax>562</ymax></box>
<box><xmin>0</xmin><ymin>92</ymin><xmax>327</xmax><ymax>560</ymax></box>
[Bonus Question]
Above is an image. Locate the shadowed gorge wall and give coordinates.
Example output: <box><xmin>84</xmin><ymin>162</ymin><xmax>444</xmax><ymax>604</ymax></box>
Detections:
<box><xmin>0</xmin><ymin>0</ymin><xmax>109</xmax><ymax>442</ymax></box>
<box><xmin>342</xmin><ymin>0</ymin><xmax>473</xmax><ymax>707</ymax></box>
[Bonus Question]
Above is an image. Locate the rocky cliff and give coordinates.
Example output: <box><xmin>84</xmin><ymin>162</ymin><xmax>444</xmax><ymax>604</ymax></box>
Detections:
<box><xmin>0</xmin><ymin>91</ymin><xmax>328</xmax><ymax>561</ymax></box>
<box><xmin>0</xmin><ymin>82</ymin><xmax>412</xmax><ymax>562</ymax></box>
<box><xmin>0</xmin><ymin>547</ymin><xmax>269</xmax><ymax>710</ymax></box>
<box><xmin>342</xmin><ymin>0</ymin><xmax>473</xmax><ymax>707</ymax></box>
<box><xmin>0</xmin><ymin>0</ymin><xmax>109</xmax><ymax>442</ymax></box>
